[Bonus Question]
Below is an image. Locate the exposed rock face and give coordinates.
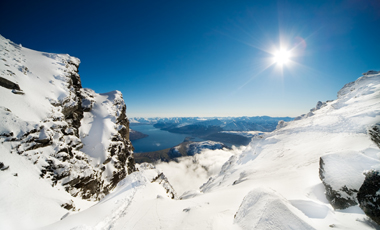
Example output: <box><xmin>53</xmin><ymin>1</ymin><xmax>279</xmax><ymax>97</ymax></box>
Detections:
<box><xmin>294</xmin><ymin>100</ymin><xmax>332</xmax><ymax>121</ymax></box>
<box><xmin>319</xmin><ymin>156</ymin><xmax>358</xmax><ymax>209</ymax></box>
<box><xmin>139</xmin><ymin>163</ymin><xmax>178</xmax><ymax>199</ymax></box>
<box><xmin>319</xmin><ymin>149</ymin><xmax>380</xmax><ymax>210</ymax></box>
<box><xmin>318</xmin><ymin>122</ymin><xmax>380</xmax><ymax>211</ymax></box>
<box><xmin>356</xmin><ymin>125</ymin><xmax>380</xmax><ymax>224</ymax></box>
<box><xmin>151</xmin><ymin>172</ymin><xmax>177</xmax><ymax>199</ymax></box>
<box><xmin>0</xmin><ymin>35</ymin><xmax>136</xmax><ymax>201</ymax></box>
<box><xmin>107</xmin><ymin>96</ymin><xmax>136</xmax><ymax>187</ymax></box>
<box><xmin>369</xmin><ymin>124</ymin><xmax>380</xmax><ymax>148</ymax></box>
<box><xmin>357</xmin><ymin>170</ymin><xmax>380</xmax><ymax>225</ymax></box>
<box><xmin>0</xmin><ymin>76</ymin><xmax>21</xmax><ymax>90</ymax></box>
<box><xmin>1</xmin><ymin>61</ymin><xmax>136</xmax><ymax>200</ymax></box>
<box><xmin>363</xmin><ymin>70</ymin><xmax>380</xmax><ymax>75</ymax></box>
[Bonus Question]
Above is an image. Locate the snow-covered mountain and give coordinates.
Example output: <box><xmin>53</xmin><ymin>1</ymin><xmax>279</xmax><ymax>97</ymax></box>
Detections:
<box><xmin>1</xmin><ymin>33</ymin><xmax>380</xmax><ymax>230</ymax></box>
<box><xmin>44</xmin><ymin>71</ymin><xmax>380</xmax><ymax>230</ymax></box>
<box><xmin>0</xmin><ymin>35</ymin><xmax>136</xmax><ymax>229</ymax></box>
<box><xmin>131</xmin><ymin>116</ymin><xmax>293</xmax><ymax>132</ymax></box>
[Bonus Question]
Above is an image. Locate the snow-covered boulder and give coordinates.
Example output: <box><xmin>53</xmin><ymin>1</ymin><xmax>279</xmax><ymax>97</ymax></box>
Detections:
<box><xmin>276</xmin><ymin>120</ymin><xmax>288</xmax><ymax>129</ymax></box>
<box><xmin>319</xmin><ymin>150</ymin><xmax>380</xmax><ymax>209</ymax></box>
<box><xmin>358</xmin><ymin>170</ymin><xmax>380</xmax><ymax>225</ymax></box>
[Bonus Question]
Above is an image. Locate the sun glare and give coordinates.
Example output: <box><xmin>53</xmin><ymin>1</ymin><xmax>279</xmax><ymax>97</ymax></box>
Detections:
<box><xmin>273</xmin><ymin>49</ymin><xmax>291</xmax><ymax>65</ymax></box>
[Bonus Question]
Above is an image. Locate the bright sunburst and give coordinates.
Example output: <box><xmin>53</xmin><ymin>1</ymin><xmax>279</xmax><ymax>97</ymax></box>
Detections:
<box><xmin>273</xmin><ymin>49</ymin><xmax>291</xmax><ymax>65</ymax></box>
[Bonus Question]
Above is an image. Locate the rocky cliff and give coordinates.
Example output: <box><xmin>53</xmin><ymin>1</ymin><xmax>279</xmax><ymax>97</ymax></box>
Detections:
<box><xmin>0</xmin><ymin>35</ymin><xmax>136</xmax><ymax>206</ymax></box>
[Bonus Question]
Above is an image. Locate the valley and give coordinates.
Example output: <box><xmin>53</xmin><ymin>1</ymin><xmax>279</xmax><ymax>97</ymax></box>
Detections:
<box><xmin>130</xmin><ymin>116</ymin><xmax>291</xmax><ymax>162</ymax></box>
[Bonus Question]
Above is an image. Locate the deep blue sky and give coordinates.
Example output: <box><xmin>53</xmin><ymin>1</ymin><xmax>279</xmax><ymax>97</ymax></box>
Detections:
<box><xmin>1</xmin><ymin>0</ymin><xmax>379</xmax><ymax>117</ymax></box>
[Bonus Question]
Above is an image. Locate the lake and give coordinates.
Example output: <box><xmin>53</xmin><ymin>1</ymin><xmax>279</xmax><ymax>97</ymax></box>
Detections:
<box><xmin>130</xmin><ymin>124</ymin><xmax>205</xmax><ymax>153</ymax></box>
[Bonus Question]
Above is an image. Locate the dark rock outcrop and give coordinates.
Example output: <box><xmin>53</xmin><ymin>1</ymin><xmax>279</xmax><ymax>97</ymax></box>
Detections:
<box><xmin>1</xmin><ymin>55</ymin><xmax>136</xmax><ymax>201</ymax></box>
<box><xmin>151</xmin><ymin>172</ymin><xmax>177</xmax><ymax>199</ymax></box>
<box><xmin>319</xmin><ymin>157</ymin><xmax>358</xmax><ymax>209</ymax></box>
<box><xmin>0</xmin><ymin>76</ymin><xmax>20</xmax><ymax>90</ymax></box>
<box><xmin>60</xmin><ymin>63</ymin><xmax>83</xmax><ymax>136</ymax></box>
<box><xmin>61</xmin><ymin>200</ymin><xmax>76</xmax><ymax>211</ymax></box>
<box><xmin>357</xmin><ymin>170</ymin><xmax>380</xmax><ymax>225</ymax></box>
<box><xmin>294</xmin><ymin>100</ymin><xmax>332</xmax><ymax>121</ymax></box>
<box><xmin>369</xmin><ymin>124</ymin><xmax>380</xmax><ymax>148</ymax></box>
<box><xmin>106</xmin><ymin>93</ymin><xmax>136</xmax><ymax>188</ymax></box>
<box><xmin>0</xmin><ymin>162</ymin><xmax>9</xmax><ymax>171</ymax></box>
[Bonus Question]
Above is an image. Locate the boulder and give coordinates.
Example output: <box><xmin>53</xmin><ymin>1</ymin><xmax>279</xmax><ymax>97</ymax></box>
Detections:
<box><xmin>319</xmin><ymin>151</ymin><xmax>379</xmax><ymax>209</ymax></box>
<box><xmin>357</xmin><ymin>170</ymin><xmax>380</xmax><ymax>225</ymax></box>
<box><xmin>0</xmin><ymin>76</ymin><xmax>20</xmax><ymax>90</ymax></box>
<box><xmin>369</xmin><ymin>124</ymin><xmax>380</xmax><ymax>148</ymax></box>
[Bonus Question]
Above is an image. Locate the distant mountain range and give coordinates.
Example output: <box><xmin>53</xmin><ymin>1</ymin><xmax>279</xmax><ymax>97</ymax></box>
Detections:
<box><xmin>130</xmin><ymin>116</ymin><xmax>293</xmax><ymax>132</ymax></box>
<box><xmin>130</xmin><ymin>116</ymin><xmax>293</xmax><ymax>145</ymax></box>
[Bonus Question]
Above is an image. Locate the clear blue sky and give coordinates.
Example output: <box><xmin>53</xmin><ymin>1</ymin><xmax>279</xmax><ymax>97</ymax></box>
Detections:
<box><xmin>1</xmin><ymin>0</ymin><xmax>379</xmax><ymax>117</ymax></box>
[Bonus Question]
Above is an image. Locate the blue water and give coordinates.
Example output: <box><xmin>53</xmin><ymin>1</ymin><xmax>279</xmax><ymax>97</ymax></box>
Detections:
<box><xmin>130</xmin><ymin>125</ymin><xmax>205</xmax><ymax>153</ymax></box>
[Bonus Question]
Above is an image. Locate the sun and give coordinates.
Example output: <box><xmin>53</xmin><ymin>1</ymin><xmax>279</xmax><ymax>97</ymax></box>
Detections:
<box><xmin>273</xmin><ymin>49</ymin><xmax>291</xmax><ymax>65</ymax></box>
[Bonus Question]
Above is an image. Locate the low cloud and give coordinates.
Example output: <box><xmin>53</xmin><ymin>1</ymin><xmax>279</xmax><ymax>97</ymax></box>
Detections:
<box><xmin>155</xmin><ymin>146</ymin><xmax>245</xmax><ymax>196</ymax></box>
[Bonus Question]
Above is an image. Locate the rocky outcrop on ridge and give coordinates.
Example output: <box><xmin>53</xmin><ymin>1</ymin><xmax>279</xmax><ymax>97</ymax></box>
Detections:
<box><xmin>317</xmin><ymin>71</ymin><xmax>380</xmax><ymax>211</ymax></box>
<box><xmin>0</xmin><ymin>35</ymin><xmax>136</xmax><ymax>202</ymax></box>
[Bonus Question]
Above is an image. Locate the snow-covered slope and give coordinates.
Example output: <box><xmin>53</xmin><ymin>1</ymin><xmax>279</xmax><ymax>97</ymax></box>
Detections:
<box><xmin>0</xmin><ymin>35</ymin><xmax>135</xmax><ymax>229</ymax></box>
<box><xmin>45</xmin><ymin>72</ymin><xmax>380</xmax><ymax>230</ymax></box>
<box><xmin>2</xmin><ymin>33</ymin><xmax>379</xmax><ymax>229</ymax></box>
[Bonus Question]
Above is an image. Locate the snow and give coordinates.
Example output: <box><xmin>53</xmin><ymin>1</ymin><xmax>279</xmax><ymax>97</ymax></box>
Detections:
<box><xmin>0</xmin><ymin>35</ymin><xmax>133</xmax><ymax>229</ymax></box>
<box><xmin>234</xmin><ymin>188</ymin><xmax>315</xmax><ymax>229</ymax></box>
<box><xmin>80</xmin><ymin>92</ymin><xmax>118</xmax><ymax>165</ymax></box>
<box><xmin>1</xmin><ymin>33</ymin><xmax>380</xmax><ymax>230</ymax></box>
<box><xmin>220</xmin><ymin>130</ymin><xmax>266</xmax><ymax>138</ymax></box>
<box><xmin>45</xmin><ymin>72</ymin><xmax>380</xmax><ymax>230</ymax></box>
<box><xmin>0</xmin><ymin>35</ymin><xmax>79</xmax><ymax>122</ymax></box>
<box><xmin>0</xmin><ymin>143</ymin><xmax>94</xmax><ymax>230</ymax></box>
<box><xmin>322</xmin><ymin>150</ymin><xmax>380</xmax><ymax>193</ymax></box>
